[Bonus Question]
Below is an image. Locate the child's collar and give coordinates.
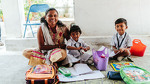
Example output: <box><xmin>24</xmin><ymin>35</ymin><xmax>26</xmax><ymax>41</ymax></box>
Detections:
<box><xmin>117</xmin><ymin>32</ymin><xmax>126</xmax><ymax>38</ymax></box>
<box><xmin>70</xmin><ymin>37</ymin><xmax>81</xmax><ymax>43</ymax></box>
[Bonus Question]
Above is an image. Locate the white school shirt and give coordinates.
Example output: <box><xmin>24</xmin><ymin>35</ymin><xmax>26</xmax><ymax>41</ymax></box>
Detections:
<box><xmin>67</xmin><ymin>37</ymin><xmax>89</xmax><ymax>57</ymax></box>
<box><xmin>110</xmin><ymin>32</ymin><xmax>132</xmax><ymax>49</ymax></box>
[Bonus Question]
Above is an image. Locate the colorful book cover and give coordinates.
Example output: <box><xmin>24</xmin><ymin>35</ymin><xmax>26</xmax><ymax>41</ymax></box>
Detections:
<box><xmin>110</xmin><ymin>62</ymin><xmax>135</xmax><ymax>71</ymax></box>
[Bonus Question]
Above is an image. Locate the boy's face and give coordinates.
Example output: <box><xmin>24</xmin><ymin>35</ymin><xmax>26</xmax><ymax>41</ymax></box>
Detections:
<box><xmin>70</xmin><ymin>31</ymin><xmax>81</xmax><ymax>42</ymax></box>
<box><xmin>115</xmin><ymin>22</ymin><xmax>128</xmax><ymax>35</ymax></box>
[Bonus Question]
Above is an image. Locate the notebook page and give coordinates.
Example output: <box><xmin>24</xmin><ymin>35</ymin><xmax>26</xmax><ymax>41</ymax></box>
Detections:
<box><xmin>74</xmin><ymin>63</ymin><xmax>93</xmax><ymax>75</ymax></box>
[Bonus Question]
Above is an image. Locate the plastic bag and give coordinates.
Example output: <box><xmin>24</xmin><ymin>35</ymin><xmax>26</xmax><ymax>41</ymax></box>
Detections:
<box><xmin>92</xmin><ymin>46</ymin><xmax>109</xmax><ymax>71</ymax></box>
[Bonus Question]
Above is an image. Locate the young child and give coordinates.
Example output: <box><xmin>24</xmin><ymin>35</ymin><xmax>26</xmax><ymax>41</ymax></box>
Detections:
<box><xmin>110</xmin><ymin>18</ymin><xmax>132</xmax><ymax>61</ymax></box>
<box><xmin>63</xmin><ymin>24</ymin><xmax>92</xmax><ymax>67</ymax></box>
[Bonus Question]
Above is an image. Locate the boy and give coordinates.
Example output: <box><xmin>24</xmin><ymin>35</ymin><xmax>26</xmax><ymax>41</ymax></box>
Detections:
<box><xmin>110</xmin><ymin>18</ymin><xmax>132</xmax><ymax>61</ymax></box>
<box><xmin>62</xmin><ymin>24</ymin><xmax>92</xmax><ymax>67</ymax></box>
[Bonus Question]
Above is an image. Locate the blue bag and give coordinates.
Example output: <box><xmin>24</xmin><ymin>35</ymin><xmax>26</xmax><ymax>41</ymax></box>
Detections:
<box><xmin>107</xmin><ymin>71</ymin><xmax>122</xmax><ymax>80</ymax></box>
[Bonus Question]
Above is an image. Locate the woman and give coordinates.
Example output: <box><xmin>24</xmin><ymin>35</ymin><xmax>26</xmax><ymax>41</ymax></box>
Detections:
<box><xmin>23</xmin><ymin>8</ymin><xmax>70</xmax><ymax>66</ymax></box>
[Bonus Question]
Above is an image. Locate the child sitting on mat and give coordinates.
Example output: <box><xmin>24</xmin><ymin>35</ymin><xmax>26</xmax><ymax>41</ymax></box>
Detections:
<box><xmin>110</xmin><ymin>18</ymin><xmax>133</xmax><ymax>61</ymax></box>
<box><xmin>62</xmin><ymin>24</ymin><xmax>93</xmax><ymax>67</ymax></box>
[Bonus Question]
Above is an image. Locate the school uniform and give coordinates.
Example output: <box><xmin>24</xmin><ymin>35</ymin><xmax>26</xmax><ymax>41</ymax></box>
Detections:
<box><xmin>62</xmin><ymin>37</ymin><xmax>91</xmax><ymax>65</ymax></box>
<box><xmin>110</xmin><ymin>32</ymin><xmax>132</xmax><ymax>56</ymax></box>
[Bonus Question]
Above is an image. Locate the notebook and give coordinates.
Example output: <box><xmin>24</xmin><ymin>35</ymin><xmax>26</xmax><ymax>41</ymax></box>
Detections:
<box><xmin>111</xmin><ymin>62</ymin><xmax>135</xmax><ymax>71</ymax></box>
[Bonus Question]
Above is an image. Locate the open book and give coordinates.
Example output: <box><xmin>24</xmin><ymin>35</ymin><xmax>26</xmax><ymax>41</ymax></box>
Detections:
<box><xmin>67</xmin><ymin>63</ymin><xmax>93</xmax><ymax>76</ymax></box>
<box><xmin>58</xmin><ymin>63</ymin><xmax>105</xmax><ymax>82</ymax></box>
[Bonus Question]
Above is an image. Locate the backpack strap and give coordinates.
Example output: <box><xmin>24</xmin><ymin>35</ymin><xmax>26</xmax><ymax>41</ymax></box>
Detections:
<box><xmin>31</xmin><ymin>79</ymin><xmax>34</xmax><ymax>84</ymax></box>
<box><xmin>45</xmin><ymin>79</ymin><xmax>48</xmax><ymax>84</ymax></box>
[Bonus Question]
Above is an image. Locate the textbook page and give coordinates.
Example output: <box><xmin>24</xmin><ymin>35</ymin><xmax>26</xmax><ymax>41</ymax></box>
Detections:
<box><xmin>73</xmin><ymin>63</ymin><xmax>93</xmax><ymax>75</ymax></box>
<box><xmin>67</xmin><ymin>67</ymin><xmax>79</xmax><ymax>76</ymax></box>
<box><xmin>67</xmin><ymin>63</ymin><xmax>92</xmax><ymax>76</ymax></box>
<box><xmin>58</xmin><ymin>70</ymin><xmax>105</xmax><ymax>82</ymax></box>
<box><xmin>58</xmin><ymin>72</ymin><xmax>84</xmax><ymax>82</ymax></box>
<box><xmin>80</xmin><ymin>70</ymin><xmax>105</xmax><ymax>80</ymax></box>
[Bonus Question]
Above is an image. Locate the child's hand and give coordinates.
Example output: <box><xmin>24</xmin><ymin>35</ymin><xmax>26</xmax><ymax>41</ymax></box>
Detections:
<box><xmin>77</xmin><ymin>47</ymin><xmax>83</xmax><ymax>50</ymax></box>
<box><xmin>114</xmin><ymin>50</ymin><xmax>119</xmax><ymax>54</ymax></box>
<box><xmin>83</xmin><ymin>47</ymin><xmax>90</xmax><ymax>52</ymax></box>
<box><xmin>83</xmin><ymin>48</ymin><xmax>88</xmax><ymax>52</ymax></box>
<box><xmin>119</xmin><ymin>48</ymin><xmax>126</xmax><ymax>53</ymax></box>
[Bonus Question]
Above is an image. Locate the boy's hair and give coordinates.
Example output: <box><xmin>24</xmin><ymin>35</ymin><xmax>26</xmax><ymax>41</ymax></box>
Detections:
<box><xmin>115</xmin><ymin>18</ymin><xmax>127</xmax><ymax>26</ymax></box>
<box><xmin>70</xmin><ymin>24</ymin><xmax>82</xmax><ymax>35</ymax></box>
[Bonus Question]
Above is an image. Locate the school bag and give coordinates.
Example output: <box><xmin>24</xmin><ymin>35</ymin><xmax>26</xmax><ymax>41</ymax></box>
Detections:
<box><xmin>25</xmin><ymin>64</ymin><xmax>59</xmax><ymax>84</ymax></box>
<box><xmin>120</xmin><ymin>66</ymin><xmax>150</xmax><ymax>84</ymax></box>
<box><xmin>92</xmin><ymin>46</ymin><xmax>109</xmax><ymax>71</ymax></box>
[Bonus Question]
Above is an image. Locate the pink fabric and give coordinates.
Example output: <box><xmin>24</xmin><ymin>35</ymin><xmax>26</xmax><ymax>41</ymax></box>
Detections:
<box><xmin>31</xmin><ymin>55</ymin><xmax>46</xmax><ymax>60</ymax></box>
<box><xmin>32</xmin><ymin>50</ymin><xmax>44</xmax><ymax>55</ymax></box>
<box><xmin>49</xmin><ymin>50</ymin><xmax>61</xmax><ymax>60</ymax></box>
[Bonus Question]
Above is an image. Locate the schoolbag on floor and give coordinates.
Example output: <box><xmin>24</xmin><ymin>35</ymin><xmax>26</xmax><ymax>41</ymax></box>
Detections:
<box><xmin>25</xmin><ymin>64</ymin><xmax>59</xmax><ymax>84</ymax></box>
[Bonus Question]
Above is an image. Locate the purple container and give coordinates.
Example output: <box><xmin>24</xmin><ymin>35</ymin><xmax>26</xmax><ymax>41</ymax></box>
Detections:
<box><xmin>92</xmin><ymin>48</ymin><xmax>109</xmax><ymax>71</ymax></box>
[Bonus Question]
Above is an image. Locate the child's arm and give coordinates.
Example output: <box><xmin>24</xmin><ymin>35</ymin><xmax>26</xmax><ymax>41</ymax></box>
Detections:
<box><xmin>67</xmin><ymin>46</ymin><xmax>83</xmax><ymax>50</ymax></box>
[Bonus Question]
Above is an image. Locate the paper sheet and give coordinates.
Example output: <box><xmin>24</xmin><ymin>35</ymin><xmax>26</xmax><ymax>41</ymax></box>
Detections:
<box><xmin>58</xmin><ymin>70</ymin><xmax>105</xmax><ymax>82</ymax></box>
<box><xmin>80</xmin><ymin>70</ymin><xmax>105</xmax><ymax>80</ymax></box>
<box><xmin>73</xmin><ymin>63</ymin><xmax>93</xmax><ymax>75</ymax></box>
<box><xmin>66</xmin><ymin>63</ymin><xmax>92</xmax><ymax>76</ymax></box>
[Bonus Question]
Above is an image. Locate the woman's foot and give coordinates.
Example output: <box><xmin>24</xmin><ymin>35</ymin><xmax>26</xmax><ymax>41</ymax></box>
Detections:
<box><xmin>0</xmin><ymin>41</ymin><xmax>4</xmax><ymax>46</ymax></box>
<box><xmin>53</xmin><ymin>62</ymin><xmax>58</xmax><ymax>69</ymax></box>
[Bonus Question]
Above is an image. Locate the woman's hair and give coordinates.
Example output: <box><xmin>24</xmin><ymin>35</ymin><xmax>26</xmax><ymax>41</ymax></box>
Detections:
<box><xmin>115</xmin><ymin>18</ymin><xmax>127</xmax><ymax>26</ymax></box>
<box><xmin>40</xmin><ymin>8</ymin><xmax>65</xmax><ymax>27</ymax></box>
<box><xmin>69</xmin><ymin>24</ymin><xmax>82</xmax><ymax>35</ymax></box>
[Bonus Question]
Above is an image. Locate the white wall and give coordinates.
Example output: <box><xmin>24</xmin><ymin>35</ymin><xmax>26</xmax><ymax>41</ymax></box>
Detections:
<box><xmin>1</xmin><ymin>0</ymin><xmax>24</xmax><ymax>38</ymax></box>
<box><xmin>74</xmin><ymin>0</ymin><xmax>150</xmax><ymax>36</ymax></box>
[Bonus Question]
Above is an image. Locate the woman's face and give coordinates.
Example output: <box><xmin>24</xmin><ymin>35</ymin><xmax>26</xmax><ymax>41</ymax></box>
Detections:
<box><xmin>45</xmin><ymin>10</ymin><xmax>58</xmax><ymax>28</ymax></box>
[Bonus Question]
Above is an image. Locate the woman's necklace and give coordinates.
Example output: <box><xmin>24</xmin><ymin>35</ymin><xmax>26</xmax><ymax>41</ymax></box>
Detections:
<box><xmin>48</xmin><ymin>25</ymin><xmax>57</xmax><ymax>34</ymax></box>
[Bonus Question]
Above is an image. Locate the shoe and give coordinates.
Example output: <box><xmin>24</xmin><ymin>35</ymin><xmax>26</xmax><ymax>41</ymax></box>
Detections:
<box><xmin>109</xmin><ymin>57</ymin><xmax>117</xmax><ymax>60</ymax></box>
<box><xmin>127</xmin><ymin>56</ymin><xmax>134</xmax><ymax>62</ymax></box>
<box><xmin>0</xmin><ymin>41</ymin><xmax>4</xmax><ymax>46</ymax></box>
<box><xmin>117</xmin><ymin>56</ymin><xmax>125</xmax><ymax>61</ymax></box>
<box><xmin>69</xmin><ymin>63</ymin><xmax>73</xmax><ymax>67</ymax></box>
<box><xmin>86</xmin><ymin>59</ymin><xmax>93</xmax><ymax>65</ymax></box>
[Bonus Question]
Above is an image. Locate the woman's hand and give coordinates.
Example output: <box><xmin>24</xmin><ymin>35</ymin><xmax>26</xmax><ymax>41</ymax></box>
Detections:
<box><xmin>59</xmin><ymin>44</ymin><xmax>66</xmax><ymax>49</ymax></box>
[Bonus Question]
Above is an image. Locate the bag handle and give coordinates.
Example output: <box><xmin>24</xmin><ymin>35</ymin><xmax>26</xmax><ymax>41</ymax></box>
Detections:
<box><xmin>133</xmin><ymin>39</ymin><xmax>141</xmax><ymax>44</ymax></box>
<box><xmin>101</xmin><ymin>47</ymin><xmax>109</xmax><ymax>57</ymax></box>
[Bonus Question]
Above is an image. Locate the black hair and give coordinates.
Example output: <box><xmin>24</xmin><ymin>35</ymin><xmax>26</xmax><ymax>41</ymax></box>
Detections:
<box><xmin>70</xmin><ymin>24</ymin><xmax>82</xmax><ymax>35</ymax></box>
<box><xmin>40</xmin><ymin>8</ymin><xmax>65</xmax><ymax>28</ymax></box>
<box><xmin>115</xmin><ymin>18</ymin><xmax>127</xmax><ymax>26</ymax></box>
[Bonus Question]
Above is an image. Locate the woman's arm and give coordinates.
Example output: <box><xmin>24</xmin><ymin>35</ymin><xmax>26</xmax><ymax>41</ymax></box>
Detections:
<box><xmin>37</xmin><ymin>26</ymin><xmax>59</xmax><ymax>50</ymax></box>
<box><xmin>57</xmin><ymin>27</ymin><xmax>70</xmax><ymax>49</ymax></box>
<box><xmin>63</xmin><ymin>27</ymin><xmax>70</xmax><ymax>41</ymax></box>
